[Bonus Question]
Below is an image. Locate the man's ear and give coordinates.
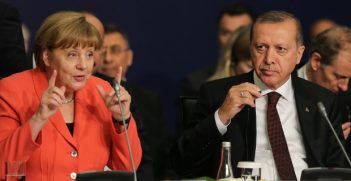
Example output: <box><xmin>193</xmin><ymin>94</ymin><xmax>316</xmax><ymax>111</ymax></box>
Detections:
<box><xmin>310</xmin><ymin>52</ymin><xmax>322</xmax><ymax>71</ymax></box>
<box><xmin>127</xmin><ymin>49</ymin><xmax>133</xmax><ymax>66</ymax></box>
<box><xmin>296</xmin><ymin>45</ymin><xmax>305</xmax><ymax>65</ymax></box>
<box><xmin>42</xmin><ymin>50</ymin><xmax>51</xmax><ymax>67</ymax></box>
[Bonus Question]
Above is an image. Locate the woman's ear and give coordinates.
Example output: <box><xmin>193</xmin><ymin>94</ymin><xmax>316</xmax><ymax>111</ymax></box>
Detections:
<box><xmin>310</xmin><ymin>52</ymin><xmax>322</xmax><ymax>71</ymax></box>
<box><xmin>42</xmin><ymin>50</ymin><xmax>51</xmax><ymax>67</ymax></box>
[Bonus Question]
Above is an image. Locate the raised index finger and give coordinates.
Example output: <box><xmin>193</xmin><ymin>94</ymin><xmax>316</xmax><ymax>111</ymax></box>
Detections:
<box><xmin>48</xmin><ymin>70</ymin><xmax>57</xmax><ymax>88</ymax></box>
<box><xmin>115</xmin><ymin>66</ymin><xmax>123</xmax><ymax>84</ymax></box>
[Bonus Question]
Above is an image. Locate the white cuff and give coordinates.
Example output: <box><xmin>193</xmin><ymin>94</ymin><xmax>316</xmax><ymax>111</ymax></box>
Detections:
<box><xmin>215</xmin><ymin>109</ymin><xmax>231</xmax><ymax>135</ymax></box>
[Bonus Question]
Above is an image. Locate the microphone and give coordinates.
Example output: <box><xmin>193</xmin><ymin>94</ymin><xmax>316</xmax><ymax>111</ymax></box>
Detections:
<box><xmin>317</xmin><ymin>101</ymin><xmax>351</xmax><ymax>167</ymax></box>
<box><xmin>113</xmin><ymin>81</ymin><xmax>137</xmax><ymax>181</ymax></box>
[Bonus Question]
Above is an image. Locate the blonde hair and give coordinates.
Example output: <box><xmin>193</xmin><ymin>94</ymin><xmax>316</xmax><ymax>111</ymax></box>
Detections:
<box><xmin>208</xmin><ymin>26</ymin><xmax>250</xmax><ymax>81</ymax></box>
<box><xmin>34</xmin><ymin>11</ymin><xmax>102</xmax><ymax>70</ymax></box>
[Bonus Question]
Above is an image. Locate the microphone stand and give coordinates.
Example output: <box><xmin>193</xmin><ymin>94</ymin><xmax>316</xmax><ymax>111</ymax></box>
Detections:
<box><xmin>317</xmin><ymin>102</ymin><xmax>351</xmax><ymax>167</ymax></box>
<box><xmin>113</xmin><ymin>81</ymin><xmax>137</xmax><ymax>181</ymax></box>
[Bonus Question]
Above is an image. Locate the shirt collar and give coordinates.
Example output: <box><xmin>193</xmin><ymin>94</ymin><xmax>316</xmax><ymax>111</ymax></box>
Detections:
<box><xmin>297</xmin><ymin>63</ymin><xmax>309</xmax><ymax>81</ymax></box>
<box><xmin>253</xmin><ymin>71</ymin><xmax>294</xmax><ymax>102</ymax></box>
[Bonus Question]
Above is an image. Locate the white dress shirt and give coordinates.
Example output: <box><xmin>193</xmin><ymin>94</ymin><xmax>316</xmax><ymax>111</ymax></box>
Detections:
<box><xmin>215</xmin><ymin>72</ymin><xmax>308</xmax><ymax>180</ymax></box>
<box><xmin>297</xmin><ymin>64</ymin><xmax>308</xmax><ymax>80</ymax></box>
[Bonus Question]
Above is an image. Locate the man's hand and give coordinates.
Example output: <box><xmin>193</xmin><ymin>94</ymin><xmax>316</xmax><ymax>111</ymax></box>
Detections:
<box><xmin>218</xmin><ymin>82</ymin><xmax>261</xmax><ymax>124</ymax></box>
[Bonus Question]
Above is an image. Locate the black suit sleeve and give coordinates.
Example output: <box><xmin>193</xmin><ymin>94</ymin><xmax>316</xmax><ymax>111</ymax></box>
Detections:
<box><xmin>172</xmin><ymin>80</ymin><xmax>226</xmax><ymax>178</ymax></box>
<box><xmin>0</xmin><ymin>2</ymin><xmax>28</xmax><ymax>78</ymax></box>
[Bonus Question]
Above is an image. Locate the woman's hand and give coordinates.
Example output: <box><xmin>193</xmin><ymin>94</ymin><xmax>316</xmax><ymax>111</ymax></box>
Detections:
<box><xmin>30</xmin><ymin>70</ymin><xmax>66</xmax><ymax>140</ymax></box>
<box><xmin>36</xmin><ymin>70</ymin><xmax>66</xmax><ymax>121</ymax></box>
<box><xmin>97</xmin><ymin>66</ymin><xmax>131</xmax><ymax>121</ymax></box>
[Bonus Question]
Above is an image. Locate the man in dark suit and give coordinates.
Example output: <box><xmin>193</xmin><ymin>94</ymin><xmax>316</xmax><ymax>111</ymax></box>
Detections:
<box><xmin>173</xmin><ymin>11</ymin><xmax>346</xmax><ymax>180</ymax></box>
<box><xmin>0</xmin><ymin>2</ymin><xmax>28</xmax><ymax>78</ymax></box>
<box><xmin>180</xmin><ymin>3</ymin><xmax>255</xmax><ymax>96</ymax></box>
<box><xmin>297</xmin><ymin>26</ymin><xmax>351</xmax><ymax>154</ymax></box>
<box><xmin>93</xmin><ymin>23</ymin><xmax>176</xmax><ymax>180</ymax></box>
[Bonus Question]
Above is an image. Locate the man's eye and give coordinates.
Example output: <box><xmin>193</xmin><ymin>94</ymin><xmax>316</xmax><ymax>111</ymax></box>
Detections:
<box><xmin>111</xmin><ymin>47</ymin><xmax>121</xmax><ymax>55</ymax></box>
<box><xmin>220</xmin><ymin>30</ymin><xmax>231</xmax><ymax>36</ymax></box>
<box><xmin>277</xmin><ymin>47</ymin><xmax>287</xmax><ymax>54</ymax></box>
<box><xmin>334</xmin><ymin>73</ymin><xmax>348</xmax><ymax>80</ymax></box>
<box><xmin>256</xmin><ymin>45</ymin><xmax>266</xmax><ymax>52</ymax></box>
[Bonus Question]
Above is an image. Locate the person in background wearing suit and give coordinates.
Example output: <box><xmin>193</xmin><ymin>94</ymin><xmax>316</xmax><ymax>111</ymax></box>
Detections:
<box><xmin>173</xmin><ymin>11</ymin><xmax>346</xmax><ymax>180</ymax></box>
<box><xmin>297</xmin><ymin>18</ymin><xmax>337</xmax><ymax>69</ymax></box>
<box><xmin>0</xmin><ymin>1</ymin><xmax>29</xmax><ymax>78</ymax></box>
<box><xmin>297</xmin><ymin>26</ymin><xmax>351</xmax><ymax>147</ymax></box>
<box><xmin>180</xmin><ymin>3</ymin><xmax>255</xmax><ymax>96</ymax></box>
<box><xmin>94</xmin><ymin>23</ymin><xmax>176</xmax><ymax>180</ymax></box>
<box><xmin>83</xmin><ymin>14</ymin><xmax>157</xmax><ymax>180</ymax></box>
<box><xmin>0</xmin><ymin>11</ymin><xmax>142</xmax><ymax>180</ymax></box>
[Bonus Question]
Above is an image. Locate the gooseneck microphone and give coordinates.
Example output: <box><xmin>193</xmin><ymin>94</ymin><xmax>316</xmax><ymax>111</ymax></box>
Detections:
<box><xmin>317</xmin><ymin>101</ymin><xmax>351</xmax><ymax>167</ymax></box>
<box><xmin>113</xmin><ymin>81</ymin><xmax>137</xmax><ymax>181</ymax></box>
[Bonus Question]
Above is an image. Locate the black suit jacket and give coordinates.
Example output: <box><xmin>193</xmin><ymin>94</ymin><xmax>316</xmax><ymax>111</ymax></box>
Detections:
<box><xmin>173</xmin><ymin>71</ymin><xmax>346</xmax><ymax>179</ymax></box>
<box><xmin>338</xmin><ymin>85</ymin><xmax>351</xmax><ymax>156</ymax></box>
<box><xmin>0</xmin><ymin>2</ymin><xmax>28</xmax><ymax>78</ymax></box>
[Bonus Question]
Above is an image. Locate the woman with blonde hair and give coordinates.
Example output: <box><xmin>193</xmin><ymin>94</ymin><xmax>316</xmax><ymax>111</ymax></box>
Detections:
<box><xmin>0</xmin><ymin>11</ymin><xmax>142</xmax><ymax>180</ymax></box>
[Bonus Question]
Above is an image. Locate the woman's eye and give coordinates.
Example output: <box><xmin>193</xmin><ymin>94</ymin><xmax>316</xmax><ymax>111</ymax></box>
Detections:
<box><xmin>68</xmin><ymin>52</ymin><xmax>78</xmax><ymax>58</ymax></box>
<box><xmin>86</xmin><ymin>52</ymin><xmax>94</xmax><ymax>59</ymax></box>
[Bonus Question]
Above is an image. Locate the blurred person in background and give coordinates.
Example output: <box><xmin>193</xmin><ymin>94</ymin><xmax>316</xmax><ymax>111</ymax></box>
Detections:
<box><xmin>0</xmin><ymin>1</ymin><xmax>29</xmax><ymax>78</ymax></box>
<box><xmin>309</xmin><ymin>18</ymin><xmax>337</xmax><ymax>40</ymax></box>
<box><xmin>208</xmin><ymin>25</ymin><xmax>252</xmax><ymax>81</ymax></box>
<box><xmin>82</xmin><ymin>12</ymin><xmax>105</xmax><ymax>73</ymax></box>
<box><xmin>298</xmin><ymin>26</ymin><xmax>351</xmax><ymax>142</ymax></box>
<box><xmin>180</xmin><ymin>3</ymin><xmax>255</xmax><ymax>96</ymax></box>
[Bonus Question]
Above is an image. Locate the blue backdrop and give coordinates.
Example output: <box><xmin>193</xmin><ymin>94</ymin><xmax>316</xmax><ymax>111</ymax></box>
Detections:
<box><xmin>5</xmin><ymin>0</ymin><xmax>351</xmax><ymax>137</ymax></box>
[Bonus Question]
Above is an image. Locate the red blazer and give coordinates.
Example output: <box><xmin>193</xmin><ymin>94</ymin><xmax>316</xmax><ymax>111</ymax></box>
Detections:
<box><xmin>0</xmin><ymin>69</ymin><xmax>142</xmax><ymax>181</ymax></box>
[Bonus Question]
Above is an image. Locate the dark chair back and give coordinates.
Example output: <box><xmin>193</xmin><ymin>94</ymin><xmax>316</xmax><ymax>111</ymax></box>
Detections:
<box><xmin>76</xmin><ymin>171</ymin><xmax>134</xmax><ymax>181</ymax></box>
<box><xmin>300</xmin><ymin>167</ymin><xmax>351</xmax><ymax>180</ymax></box>
<box><xmin>179</xmin><ymin>96</ymin><xmax>198</xmax><ymax>132</ymax></box>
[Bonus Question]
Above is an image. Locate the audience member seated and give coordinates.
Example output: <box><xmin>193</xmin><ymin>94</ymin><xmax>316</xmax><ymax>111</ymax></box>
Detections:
<box><xmin>309</xmin><ymin>18</ymin><xmax>337</xmax><ymax>40</ymax></box>
<box><xmin>297</xmin><ymin>26</ymin><xmax>351</xmax><ymax>150</ymax></box>
<box><xmin>208</xmin><ymin>25</ymin><xmax>252</xmax><ymax>81</ymax></box>
<box><xmin>172</xmin><ymin>11</ymin><xmax>347</xmax><ymax>181</ymax></box>
<box><xmin>0</xmin><ymin>11</ymin><xmax>142</xmax><ymax>180</ymax></box>
<box><xmin>180</xmin><ymin>3</ymin><xmax>255</xmax><ymax>96</ymax></box>
<box><xmin>82</xmin><ymin>12</ymin><xmax>105</xmax><ymax>73</ymax></box>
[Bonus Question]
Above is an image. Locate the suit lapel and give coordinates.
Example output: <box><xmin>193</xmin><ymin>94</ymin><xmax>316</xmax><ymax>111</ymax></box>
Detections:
<box><xmin>32</xmin><ymin>68</ymin><xmax>77</xmax><ymax>147</ymax></box>
<box><xmin>235</xmin><ymin>71</ymin><xmax>257</xmax><ymax>160</ymax></box>
<box><xmin>247</xmin><ymin>106</ymin><xmax>257</xmax><ymax>161</ymax></box>
<box><xmin>292</xmin><ymin>77</ymin><xmax>319</xmax><ymax>161</ymax></box>
<box><xmin>72</xmin><ymin>91</ymin><xmax>86</xmax><ymax>144</ymax></box>
<box><xmin>50</xmin><ymin>111</ymin><xmax>77</xmax><ymax>147</ymax></box>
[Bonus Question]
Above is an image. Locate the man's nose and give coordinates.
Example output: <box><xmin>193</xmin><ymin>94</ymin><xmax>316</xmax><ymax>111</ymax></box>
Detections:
<box><xmin>338</xmin><ymin>78</ymin><xmax>349</xmax><ymax>92</ymax></box>
<box><xmin>264</xmin><ymin>49</ymin><xmax>275</xmax><ymax>64</ymax></box>
<box><xmin>103</xmin><ymin>51</ymin><xmax>113</xmax><ymax>63</ymax></box>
